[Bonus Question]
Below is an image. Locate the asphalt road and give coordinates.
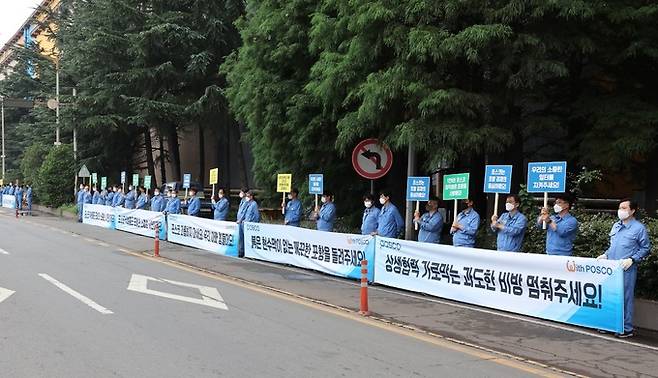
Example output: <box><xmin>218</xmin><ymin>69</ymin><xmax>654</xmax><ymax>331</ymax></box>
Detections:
<box><xmin>0</xmin><ymin>212</ymin><xmax>563</xmax><ymax>378</ymax></box>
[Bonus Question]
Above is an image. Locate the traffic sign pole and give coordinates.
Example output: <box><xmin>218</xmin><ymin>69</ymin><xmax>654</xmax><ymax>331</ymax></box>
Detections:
<box><xmin>414</xmin><ymin>201</ymin><xmax>420</xmax><ymax>231</ymax></box>
<box><xmin>282</xmin><ymin>192</ymin><xmax>286</xmax><ymax>215</ymax></box>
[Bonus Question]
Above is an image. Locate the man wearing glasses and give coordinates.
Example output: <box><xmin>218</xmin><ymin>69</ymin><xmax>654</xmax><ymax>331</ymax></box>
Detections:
<box><xmin>537</xmin><ymin>193</ymin><xmax>579</xmax><ymax>256</ymax></box>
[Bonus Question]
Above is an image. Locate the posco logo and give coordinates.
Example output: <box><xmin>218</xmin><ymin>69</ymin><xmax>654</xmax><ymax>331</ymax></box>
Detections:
<box><xmin>245</xmin><ymin>224</ymin><xmax>260</xmax><ymax>232</ymax></box>
<box><xmin>566</xmin><ymin>260</ymin><xmax>613</xmax><ymax>275</ymax></box>
<box><xmin>379</xmin><ymin>239</ymin><xmax>401</xmax><ymax>251</ymax></box>
<box><xmin>347</xmin><ymin>236</ymin><xmax>371</xmax><ymax>246</ymax></box>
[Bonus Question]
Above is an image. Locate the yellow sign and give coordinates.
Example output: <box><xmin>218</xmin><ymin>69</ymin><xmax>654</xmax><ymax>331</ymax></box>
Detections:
<box><xmin>209</xmin><ymin>168</ymin><xmax>219</xmax><ymax>185</ymax></box>
<box><xmin>277</xmin><ymin>174</ymin><xmax>292</xmax><ymax>193</ymax></box>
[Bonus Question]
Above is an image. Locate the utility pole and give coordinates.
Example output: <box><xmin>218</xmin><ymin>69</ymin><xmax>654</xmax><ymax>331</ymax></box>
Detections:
<box><xmin>405</xmin><ymin>143</ymin><xmax>416</xmax><ymax>240</ymax></box>
<box><xmin>55</xmin><ymin>60</ymin><xmax>61</xmax><ymax>146</ymax></box>
<box><xmin>1</xmin><ymin>96</ymin><xmax>5</xmax><ymax>181</ymax></box>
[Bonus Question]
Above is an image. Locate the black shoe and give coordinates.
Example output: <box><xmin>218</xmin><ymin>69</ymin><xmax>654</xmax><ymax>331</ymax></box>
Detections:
<box><xmin>616</xmin><ymin>331</ymin><xmax>634</xmax><ymax>339</ymax></box>
<box><xmin>597</xmin><ymin>329</ymin><xmax>610</xmax><ymax>334</ymax></box>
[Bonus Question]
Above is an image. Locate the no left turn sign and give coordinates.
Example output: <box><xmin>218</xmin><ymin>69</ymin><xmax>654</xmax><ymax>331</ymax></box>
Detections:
<box><xmin>351</xmin><ymin>138</ymin><xmax>393</xmax><ymax>180</ymax></box>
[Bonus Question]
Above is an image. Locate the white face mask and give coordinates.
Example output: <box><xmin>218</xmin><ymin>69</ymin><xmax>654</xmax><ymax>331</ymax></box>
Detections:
<box><xmin>505</xmin><ymin>203</ymin><xmax>515</xmax><ymax>212</ymax></box>
<box><xmin>553</xmin><ymin>204</ymin><xmax>563</xmax><ymax>213</ymax></box>
<box><xmin>288</xmin><ymin>194</ymin><xmax>293</xmax><ymax>200</ymax></box>
<box><xmin>618</xmin><ymin>209</ymin><xmax>631</xmax><ymax>221</ymax></box>
<box><xmin>379</xmin><ymin>197</ymin><xmax>386</xmax><ymax>205</ymax></box>
<box><xmin>321</xmin><ymin>197</ymin><xmax>327</xmax><ymax>203</ymax></box>
<box><xmin>218</xmin><ymin>193</ymin><xmax>224</xmax><ymax>198</ymax></box>
<box><xmin>154</xmin><ymin>192</ymin><xmax>160</xmax><ymax>196</ymax></box>
<box><xmin>245</xmin><ymin>197</ymin><xmax>251</xmax><ymax>202</ymax></box>
<box><xmin>364</xmin><ymin>201</ymin><xmax>372</xmax><ymax>208</ymax></box>
<box><xmin>239</xmin><ymin>192</ymin><xmax>245</xmax><ymax>198</ymax></box>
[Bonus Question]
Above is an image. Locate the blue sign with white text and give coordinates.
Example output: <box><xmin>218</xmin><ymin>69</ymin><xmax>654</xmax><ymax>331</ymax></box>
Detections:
<box><xmin>183</xmin><ymin>174</ymin><xmax>191</xmax><ymax>189</ymax></box>
<box><xmin>309</xmin><ymin>174</ymin><xmax>323</xmax><ymax>195</ymax></box>
<box><xmin>527</xmin><ymin>162</ymin><xmax>567</xmax><ymax>193</ymax></box>
<box><xmin>406</xmin><ymin>177</ymin><xmax>430</xmax><ymax>201</ymax></box>
<box><xmin>484</xmin><ymin>165</ymin><xmax>513</xmax><ymax>194</ymax></box>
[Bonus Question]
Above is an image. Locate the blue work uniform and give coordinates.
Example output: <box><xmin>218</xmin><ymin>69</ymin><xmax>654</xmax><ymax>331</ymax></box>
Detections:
<box><xmin>9</xmin><ymin>186</ymin><xmax>15</xmax><ymax>195</ymax></box>
<box><xmin>15</xmin><ymin>187</ymin><xmax>23</xmax><ymax>210</ymax></box>
<box><xmin>537</xmin><ymin>213</ymin><xmax>578</xmax><ymax>256</ymax></box>
<box><xmin>83</xmin><ymin>191</ymin><xmax>92</xmax><ymax>204</ymax></box>
<box><xmin>377</xmin><ymin>202</ymin><xmax>404</xmax><ymax>238</ymax></box>
<box><xmin>92</xmin><ymin>190</ymin><xmax>100</xmax><ymax>205</ymax></box>
<box><xmin>165</xmin><ymin>197</ymin><xmax>181</xmax><ymax>214</ymax></box>
<box><xmin>25</xmin><ymin>187</ymin><xmax>33</xmax><ymax>213</ymax></box>
<box><xmin>76</xmin><ymin>189</ymin><xmax>85</xmax><ymax>221</ymax></box>
<box><xmin>124</xmin><ymin>190</ymin><xmax>136</xmax><ymax>209</ymax></box>
<box><xmin>106</xmin><ymin>191</ymin><xmax>115</xmax><ymax>206</ymax></box>
<box><xmin>492</xmin><ymin>211</ymin><xmax>528</xmax><ymax>252</ymax></box>
<box><xmin>361</xmin><ymin>206</ymin><xmax>380</xmax><ymax>235</ymax></box>
<box><xmin>150</xmin><ymin>194</ymin><xmax>164</xmax><ymax>212</ymax></box>
<box><xmin>236</xmin><ymin>197</ymin><xmax>247</xmax><ymax>222</ymax></box>
<box><xmin>284</xmin><ymin>198</ymin><xmax>302</xmax><ymax>226</ymax></box>
<box><xmin>451</xmin><ymin>209</ymin><xmax>480</xmax><ymax>248</ymax></box>
<box><xmin>317</xmin><ymin>202</ymin><xmax>337</xmax><ymax>232</ymax></box>
<box><xmin>604</xmin><ymin>219</ymin><xmax>651</xmax><ymax>333</ymax></box>
<box><xmin>213</xmin><ymin>197</ymin><xmax>229</xmax><ymax>221</ymax></box>
<box><xmin>417</xmin><ymin>211</ymin><xmax>443</xmax><ymax>244</ymax></box>
<box><xmin>113</xmin><ymin>192</ymin><xmax>125</xmax><ymax>207</ymax></box>
<box><xmin>136</xmin><ymin>193</ymin><xmax>148</xmax><ymax>209</ymax></box>
<box><xmin>243</xmin><ymin>200</ymin><xmax>260</xmax><ymax>223</ymax></box>
<box><xmin>187</xmin><ymin>196</ymin><xmax>201</xmax><ymax>216</ymax></box>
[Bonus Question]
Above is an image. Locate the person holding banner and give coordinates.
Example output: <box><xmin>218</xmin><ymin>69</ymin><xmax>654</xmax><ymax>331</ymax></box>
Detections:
<box><xmin>91</xmin><ymin>186</ymin><xmax>100</xmax><ymax>205</ymax></box>
<box><xmin>314</xmin><ymin>192</ymin><xmax>336</xmax><ymax>232</ymax></box>
<box><xmin>283</xmin><ymin>188</ymin><xmax>302</xmax><ymax>227</ymax></box>
<box><xmin>491</xmin><ymin>194</ymin><xmax>528</xmax><ymax>252</ymax></box>
<box><xmin>106</xmin><ymin>186</ymin><xmax>115</xmax><ymax>206</ymax></box>
<box><xmin>537</xmin><ymin>193</ymin><xmax>578</xmax><ymax>256</ymax></box>
<box><xmin>375</xmin><ymin>190</ymin><xmax>404</xmax><ymax>238</ymax></box>
<box><xmin>450</xmin><ymin>198</ymin><xmax>480</xmax><ymax>248</ymax></box>
<box><xmin>186</xmin><ymin>188</ymin><xmax>201</xmax><ymax>217</ymax></box>
<box><xmin>361</xmin><ymin>194</ymin><xmax>379</xmax><ymax>235</ymax></box>
<box><xmin>150</xmin><ymin>188</ymin><xmax>165</xmax><ymax>212</ymax></box>
<box><xmin>597</xmin><ymin>199</ymin><xmax>651</xmax><ymax>338</ymax></box>
<box><xmin>414</xmin><ymin>196</ymin><xmax>443</xmax><ymax>244</ymax></box>
<box><xmin>112</xmin><ymin>186</ymin><xmax>125</xmax><ymax>207</ymax></box>
<box><xmin>164</xmin><ymin>190</ymin><xmax>181</xmax><ymax>214</ymax></box>
<box><xmin>212</xmin><ymin>188</ymin><xmax>229</xmax><ymax>221</ymax></box>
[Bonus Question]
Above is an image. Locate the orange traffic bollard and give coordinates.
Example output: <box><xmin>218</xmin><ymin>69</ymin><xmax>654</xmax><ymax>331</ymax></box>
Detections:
<box><xmin>359</xmin><ymin>259</ymin><xmax>370</xmax><ymax>316</ymax></box>
<box><xmin>154</xmin><ymin>222</ymin><xmax>160</xmax><ymax>257</ymax></box>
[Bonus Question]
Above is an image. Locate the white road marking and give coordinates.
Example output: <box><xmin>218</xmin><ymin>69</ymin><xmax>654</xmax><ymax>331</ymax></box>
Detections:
<box><xmin>0</xmin><ymin>248</ymin><xmax>9</xmax><ymax>255</ymax></box>
<box><xmin>127</xmin><ymin>274</ymin><xmax>228</xmax><ymax>310</ymax></box>
<box><xmin>38</xmin><ymin>274</ymin><xmax>113</xmax><ymax>315</ymax></box>
<box><xmin>97</xmin><ymin>242</ymin><xmax>110</xmax><ymax>247</ymax></box>
<box><xmin>0</xmin><ymin>287</ymin><xmax>15</xmax><ymax>303</ymax></box>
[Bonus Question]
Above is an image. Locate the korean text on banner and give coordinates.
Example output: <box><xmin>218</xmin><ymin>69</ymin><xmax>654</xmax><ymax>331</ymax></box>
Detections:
<box><xmin>244</xmin><ymin>222</ymin><xmax>375</xmax><ymax>281</ymax></box>
<box><xmin>374</xmin><ymin>237</ymin><xmax>624</xmax><ymax>333</ymax></box>
<box><xmin>277</xmin><ymin>174</ymin><xmax>292</xmax><ymax>193</ymax></box>
<box><xmin>115</xmin><ymin>207</ymin><xmax>166</xmax><ymax>239</ymax></box>
<box><xmin>406</xmin><ymin>177</ymin><xmax>430</xmax><ymax>201</ymax></box>
<box><xmin>1</xmin><ymin>196</ymin><xmax>15</xmax><ymax>209</ymax></box>
<box><xmin>527</xmin><ymin>162</ymin><xmax>567</xmax><ymax>193</ymax></box>
<box><xmin>484</xmin><ymin>165</ymin><xmax>512</xmax><ymax>193</ymax></box>
<box><xmin>82</xmin><ymin>204</ymin><xmax>116</xmax><ymax>229</ymax></box>
<box><xmin>167</xmin><ymin>214</ymin><xmax>239</xmax><ymax>257</ymax></box>
<box><xmin>443</xmin><ymin>173</ymin><xmax>470</xmax><ymax>200</ymax></box>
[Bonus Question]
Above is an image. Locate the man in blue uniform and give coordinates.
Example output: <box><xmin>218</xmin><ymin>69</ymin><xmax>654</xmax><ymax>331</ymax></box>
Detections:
<box><xmin>164</xmin><ymin>190</ymin><xmax>181</xmax><ymax>214</ymax></box>
<box><xmin>283</xmin><ymin>188</ymin><xmax>302</xmax><ymax>227</ymax></box>
<box><xmin>537</xmin><ymin>193</ymin><xmax>578</xmax><ymax>256</ymax></box>
<box><xmin>375</xmin><ymin>190</ymin><xmax>404</xmax><ymax>238</ymax></box>
<box><xmin>112</xmin><ymin>187</ymin><xmax>125</xmax><ymax>207</ymax></box>
<box><xmin>414</xmin><ymin>196</ymin><xmax>443</xmax><ymax>244</ymax></box>
<box><xmin>491</xmin><ymin>194</ymin><xmax>528</xmax><ymax>252</ymax></box>
<box><xmin>451</xmin><ymin>198</ymin><xmax>481</xmax><ymax>248</ymax></box>
<box><xmin>597</xmin><ymin>199</ymin><xmax>651</xmax><ymax>338</ymax></box>
<box><xmin>15</xmin><ymin>185</ymin><xmax>23</xmax><ymax>211</ymax></box>
<box><xmin>361</xmin><ymin>194</ymin><xmax>379</xmax><ymax>235</ymax></box>
<box><xmin>186</xmin><ymin>188</ymin><xmax>201</xmax><ymax>216</ymax></box>
<box><xmin>314</xmin><ymin>191</ymin><xmax>336</xmax><ymax>232</ymax></box>
<box><xmin>25</xmin><ymin>185</ymin><xmax>33</xmax><ymax>215</ymax></box>
<box><xmin>76</xmin><ymin>184</ymin><xmax>85</xmax><ymax>221</ymax></box>
<box><xmin>150</xmin><ymin>188</ymin><xmax>164</xmax><ymax>212</ymax></box>
<box><xmin>124</xmin><ymin>185</ymin><xmax>136</xmax><ymax>209</ymax></box>
<box><xmin>212</xmin><ymin>188</ymin><xmax>229</xmax><ymax>221</ymax></box>
<box><xmin>136</xmin><ymin>186</ymin><xmax>148</xmax><ymax>210</ymax></box>
<box><xmin>92</xmin><ymin>186</ymin><xmax>100</xmax><ymax>204</ymax></box>
<box><xmin>243</xmin><ymin>190</ymin><xmax>260</xmax><ymax>223</ymax></box>
<box><xmin>106</xmin><ymin>186</ymin><xmax>115</xmax><ymax>206</ymax></box>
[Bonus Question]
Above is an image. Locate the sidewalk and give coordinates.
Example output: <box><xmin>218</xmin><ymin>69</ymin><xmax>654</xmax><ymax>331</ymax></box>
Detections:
<box><xmin>12</xmin><ymin>210</ymin><xmax>658</xmax><ymax>378</ymax></box>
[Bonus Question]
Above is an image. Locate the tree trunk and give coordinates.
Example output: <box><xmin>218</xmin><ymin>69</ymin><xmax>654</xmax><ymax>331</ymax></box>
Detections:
<box><xmin>159</xmin><ymin>130</ymin><xmax>167</xmax><ymax>185</ymax></box>
<box><xmin>167</xmin><ymin>124</ymin><xmax>181</xmax><ymax>181</ymax></box>
<box><xmin>144</xmin><ymin>126</ymin><xmax>156</xmax><ymax>187</ymax></box>
<box><xmin>645</xmin><ymin>147</ymin><xmax>658</xmax><ymax>218</ymax></box>
<box><xmin>236</xmin><ymin>121</ymin><xmax>249</xmax><ymax>188</ymax></box>
<box><xmin>198</xmin><ymin>124</ymin><xmax>206</xmax><ymax>186</ymax></box>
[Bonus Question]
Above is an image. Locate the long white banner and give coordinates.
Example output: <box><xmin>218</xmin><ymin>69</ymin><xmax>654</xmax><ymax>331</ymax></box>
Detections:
<box><xmin>1</xmin><ymin>195</ymin><xmax>15</xmax><ymax>209</ymax></box>
<box><xmin>244</xmin><ymin>222</ymin><xmax>375</xmax><ymax>280</ymax></box>
<box><xmin>167</xmin><ymin>214</ymin><xmax>240</xmax><ymax>257</ymax></box>
<box><xmin>82</xmin><ymin>204</ymin><xmax>115</xmax><ymax>229</ymax></box>
<box><xmin>374</xmin><ymin>237</ymin><xmax>624</xmax><ymax>333</ymax></box>
<box><xmin>115</xmin><ymin>207</ymin><xmax>166</xmax><ymax>239</ymax></box>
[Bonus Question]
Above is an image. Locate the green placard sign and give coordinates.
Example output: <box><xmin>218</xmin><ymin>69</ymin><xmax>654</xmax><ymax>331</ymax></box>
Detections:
<box><xmin>91</xmin><ymin>172</ymin><xmax>98</xmax><ymax>184</ymax></box>
<box><xmin>144</xmin><ymin>175</ymin><xmax>152</xmax><ymax>188</ymax></box>
<box><xmin>132</xmin><ymin>174</ymin><xmax>139</xmax><ymax>186</ymax></box>
<box><xmin>443</xmin><ymin>173</ymin><xmax>470</xmax><ymax>200</ymax></box>
<box><xmin>101</xmin><ymin>176</ymin><xmax>107</xmax><ymax>189</ymax></box>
